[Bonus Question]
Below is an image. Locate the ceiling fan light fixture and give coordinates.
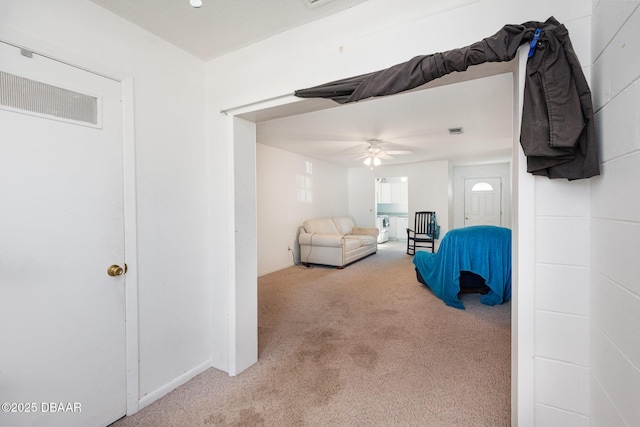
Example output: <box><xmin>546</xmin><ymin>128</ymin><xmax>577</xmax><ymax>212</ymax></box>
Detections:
<box><xmin>363</xmin><ymin>155</ymin><xmax>381</xmax><ymax>169</ymax></box>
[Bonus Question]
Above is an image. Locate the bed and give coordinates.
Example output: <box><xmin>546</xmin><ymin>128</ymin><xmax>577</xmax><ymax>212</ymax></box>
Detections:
<box><xmin>412</xmin><ymin>225</ymin><xmax>512</xmax><ymax>309</ymax></box>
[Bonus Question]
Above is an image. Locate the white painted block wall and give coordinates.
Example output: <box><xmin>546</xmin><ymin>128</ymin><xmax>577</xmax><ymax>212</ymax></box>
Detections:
<box><xmin>590</xmin><ymin>2</ymin><xmax>640</xmax><ymax>426</ymax></box>
<box><xmin>532</xmin><ymin>183</ymin><xmax>592</xmax><ymax>425</ymax></box>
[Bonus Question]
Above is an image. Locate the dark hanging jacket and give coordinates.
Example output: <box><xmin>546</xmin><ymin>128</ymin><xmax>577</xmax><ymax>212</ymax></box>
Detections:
<box><xmin>519</xmin><ymin>19</ymin><xmax>599</xmax><ymax>179</ymax></box>
<box><xmin>295</xmin><ymin>17</ymin><xmax>599</xmax><ymax>180</ymax></box>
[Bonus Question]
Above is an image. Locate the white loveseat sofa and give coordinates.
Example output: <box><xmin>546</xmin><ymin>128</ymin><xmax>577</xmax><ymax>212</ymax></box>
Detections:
<box><xmin>298</xmin><ymin>216</ymin><xmax>379</xmax><ymax>268</ymax></box>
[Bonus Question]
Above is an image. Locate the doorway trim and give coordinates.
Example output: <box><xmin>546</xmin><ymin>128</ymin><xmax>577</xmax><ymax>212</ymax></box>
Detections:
<box><xmin>226</xmin><ymin>45</ymin><xmax>534</xmax><ymax>425</ymax></box>
<box><xmin>0</xmin><ymin>27</ymin><xmax>141</xmax><ymax>415</ymax></box>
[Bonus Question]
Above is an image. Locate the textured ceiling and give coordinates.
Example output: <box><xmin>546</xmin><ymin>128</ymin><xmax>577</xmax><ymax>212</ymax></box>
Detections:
<box><xmin>89</xmin><ymin>0</ymin><xmax>373</xmax><ymax>60</ymax></box>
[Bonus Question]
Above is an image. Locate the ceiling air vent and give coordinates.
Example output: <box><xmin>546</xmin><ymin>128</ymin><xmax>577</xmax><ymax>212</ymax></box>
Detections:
<box><xmin>301</xmin><ymin>0</ymin><xmax>336</xmax><ymax>8</ymax></box>
<box><xmin>448</xmin><ymin>127</ymin><xmax>464</xmax><ymax>135</ymax></box>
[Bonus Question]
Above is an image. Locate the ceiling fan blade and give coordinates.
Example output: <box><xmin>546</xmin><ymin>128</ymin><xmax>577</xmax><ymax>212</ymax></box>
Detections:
<box><xmin>385</xmin><ymin>150</ymin><xmax>413</xmax><ymax>155</ymax></box>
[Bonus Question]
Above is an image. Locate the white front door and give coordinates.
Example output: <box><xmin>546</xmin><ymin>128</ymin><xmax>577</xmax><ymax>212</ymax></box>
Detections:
<box><xmin>0</xmin><ymin>42</ymin><xmax>127</xmax><ymax>426</ymax></box>
<box><xmin>464</xmin><ymin>177</ymin><xmax>502</xmax><ymax>226</ymax></box>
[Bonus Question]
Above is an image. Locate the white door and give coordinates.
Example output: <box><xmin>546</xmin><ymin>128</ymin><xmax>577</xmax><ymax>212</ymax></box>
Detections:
<box><xmin>464</xmin><ymin>177</ymin><xmax>502</xmax><ymax>226</ymax></box>
<box><xmin>0</xmin><ymin>42</ymin><xmax>126</xmax><ymax>426</ymax></box>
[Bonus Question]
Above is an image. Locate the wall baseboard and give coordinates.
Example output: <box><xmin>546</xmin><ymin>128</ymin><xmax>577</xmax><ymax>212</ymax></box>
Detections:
<box><xmin>137</xmin><ymin>359</ymin><xmax>213</xmax><ymax>412</ymax></box>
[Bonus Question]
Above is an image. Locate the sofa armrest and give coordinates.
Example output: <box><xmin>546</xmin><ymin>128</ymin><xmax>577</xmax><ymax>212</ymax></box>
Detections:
<box><xmin>299</xmin><ymin>232</ymin><xmax>344</xmax><ymax>248</ymax></box>
<box><xmin>352</xmin><ymin>226</ymin><xmax>379</xmax><ymax>238</ymax></box>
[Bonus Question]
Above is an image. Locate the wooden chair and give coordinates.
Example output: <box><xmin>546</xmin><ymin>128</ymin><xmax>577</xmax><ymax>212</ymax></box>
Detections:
<box><xmin>406</xmin><ymin>211</ymin><xmax>436</xmax><ymax>255</ymax></box>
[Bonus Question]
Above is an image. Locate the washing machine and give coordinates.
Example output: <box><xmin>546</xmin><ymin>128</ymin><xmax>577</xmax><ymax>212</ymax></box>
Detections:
<box><xmin>376</xmin><ymin>215</ymin><xmax>390</xmax><ymax>243</ymax></box>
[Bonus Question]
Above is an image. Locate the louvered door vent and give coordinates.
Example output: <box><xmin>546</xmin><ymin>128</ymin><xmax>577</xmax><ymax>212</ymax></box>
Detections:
<box><xmin>0</xmin><ymin>70</ymin><xmax>98</xmax><ymax>126</ymax></box>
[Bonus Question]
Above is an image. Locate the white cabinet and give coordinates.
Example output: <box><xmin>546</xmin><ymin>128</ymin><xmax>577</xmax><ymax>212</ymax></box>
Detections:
<box><xmin>379</xmin><ymin>183</ymin><xmax>392</xmax><ymax>203</ymax></box>
<box><xmin>378</xmin><ymin>182</ymin><xmax>408</xmax><ymax>203</ymax></box>
<box><xmin>391</xmin><ymin>182</ymin><xmax>408</xmax><ymax>204</ymax></box>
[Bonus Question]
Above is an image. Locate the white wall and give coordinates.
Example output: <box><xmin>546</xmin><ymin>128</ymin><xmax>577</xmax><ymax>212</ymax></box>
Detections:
<box><xmin>1</xmin><ymin>0</ymin><xmax>211</xmax><ymax>411</ymax></box>
<box><xmin>452</xmin><ymin>163</ymin><xmax>512</xmax><ymax>229</ymax></box>
<box><xmin>207</xmin><ymin>0</ymin><xmax>593</xmax><ymax>423</ymax></box>
<box><xmin>532</xmin><ymin>178</ymin><xmax>591</xmax><ymax>425</ymax></box>
<box><xmin>590</xmin><ymin>2</ymin><xmax>640</xmax><ymax>426</ymax></box>
<box><xmin>256</xmin><ymin>143</ymin><xmax>349</xmax><ymax>276</ymax></box>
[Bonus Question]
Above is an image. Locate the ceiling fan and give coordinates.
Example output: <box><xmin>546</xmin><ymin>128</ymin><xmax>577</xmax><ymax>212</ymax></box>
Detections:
<box><xmin>352</xmin><ymin>139</ymin><xmax>413</xmax><ymax>169</ymax></box>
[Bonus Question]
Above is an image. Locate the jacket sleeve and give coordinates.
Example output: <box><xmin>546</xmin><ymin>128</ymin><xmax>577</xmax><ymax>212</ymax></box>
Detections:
<box><xmin>295</xmin><ymin>23</ymin><xmax>536</xmax><ymax>104</ymax></box>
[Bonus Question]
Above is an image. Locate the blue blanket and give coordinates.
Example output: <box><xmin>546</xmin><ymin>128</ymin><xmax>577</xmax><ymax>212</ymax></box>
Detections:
<box><xmin>412</xmin><ymin>226</ymin><xmax>512</xmax><ymax>309</ymax></box>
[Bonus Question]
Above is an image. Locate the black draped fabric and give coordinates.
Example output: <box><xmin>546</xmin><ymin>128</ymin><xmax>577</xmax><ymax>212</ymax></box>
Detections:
<box><xmin>294</xmin><ymin>17</ymin><xmax>600</xmax><ymax>180</ymax></box>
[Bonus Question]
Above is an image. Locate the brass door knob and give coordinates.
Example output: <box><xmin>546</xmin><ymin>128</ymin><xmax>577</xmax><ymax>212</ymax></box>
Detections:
<box><xmin>107</xmin><ymin>264</ymin><xmax>127</xmax><ymax>277</ymax></box>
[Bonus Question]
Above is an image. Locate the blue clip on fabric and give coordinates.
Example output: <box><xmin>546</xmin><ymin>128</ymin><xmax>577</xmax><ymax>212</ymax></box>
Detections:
<box><xmin>528</xmin><ymin>28</ymin><xmax>542</xmax><ymax>57</ymax></box>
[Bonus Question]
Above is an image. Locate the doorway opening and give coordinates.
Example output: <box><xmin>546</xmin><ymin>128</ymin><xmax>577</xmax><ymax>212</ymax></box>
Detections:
<box><xmin>230</xmin><ymin>44</ymin><xmax>533</xmax><ymax>423</ymax></box>
<box><xmin>375</xmin><ymin>176</ymin><xmax>409</xmax><ymax>245</ymax></box>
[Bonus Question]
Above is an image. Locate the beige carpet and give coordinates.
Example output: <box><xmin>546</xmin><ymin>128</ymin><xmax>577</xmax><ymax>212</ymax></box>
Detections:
<box><xmin>111</xmin><ymin>241</ymin><xmax>511</xmax><ymax>426</ymax></box>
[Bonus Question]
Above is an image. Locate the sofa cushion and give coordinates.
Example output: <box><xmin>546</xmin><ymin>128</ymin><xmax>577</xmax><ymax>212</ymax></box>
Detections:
<box><xmin>344</xmin><ymin>235</ymin><xmax>377</xmax><ymax>247</ymax></box>
<box><xmin>303</xmin><ymin>218</ymin><xmax>340</xmax><ymax>235</ymax></box>
<box><xmin>342</xmin><ymin>237</ymin><xmax>362</xmax><ymax>251</ymax></box>
<box><xmin>333</xmin><ymin>216</ymin><xmax>355</xmax><ymax>235</ymax></box>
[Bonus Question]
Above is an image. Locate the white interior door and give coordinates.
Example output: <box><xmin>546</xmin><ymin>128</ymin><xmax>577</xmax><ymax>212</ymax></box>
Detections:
<box><xmin>464</xmin><ymin>177</ymin><xmax>502</xmax><ymax>226</ymax></box>
<box><xmin>0</xmin><ymin>42</ymin><xmax>126</xmax><ymax>426</ymax></box>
